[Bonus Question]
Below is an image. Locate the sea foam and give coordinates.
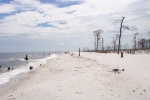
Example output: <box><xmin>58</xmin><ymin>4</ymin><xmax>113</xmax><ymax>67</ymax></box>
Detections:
<box><xmin>0</xmin><ymin>54</ymin><xmax>56</xmax><ymax>85</ymax></box>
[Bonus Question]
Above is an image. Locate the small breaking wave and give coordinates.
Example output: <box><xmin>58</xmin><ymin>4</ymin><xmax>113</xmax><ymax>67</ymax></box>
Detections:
<box><xmin>0</xmin><ymin>54</ymin><xmax>56</xmax><ymax>85</ymax></box>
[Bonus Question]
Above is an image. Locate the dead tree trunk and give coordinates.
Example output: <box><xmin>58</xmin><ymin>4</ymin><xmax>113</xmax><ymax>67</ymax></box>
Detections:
<box><xmin>97</xmin><ymin>37</ymin><xmax>99</xmax><ymax>51</ymax></box>
<box><xmin>95</xmin><ymin>35</ymin><xmax>97</xmax><ymax>51</ymax></box>
<box><xmin>133</xmin><ymin>33</ymin><xmax>138</xmax><ymax>50</ymax></box>
<box><xmin>118</xmin><ymin>17</ymin><xmax>125</xmax><ymax>54</ymax></box>
<box><xmin>113</xmin><ymin>37</ymin><xmax>115</xmax><ymax>51</ymax></box>
<box><xmin>102</xmin><ymin>38</ymin><xmax>104</xmax><ymax>52</ymax></box>
<box><xmin>79</xmin><ymin>48</ymin><xmax>80</xmax><ymax>56</ymax></box>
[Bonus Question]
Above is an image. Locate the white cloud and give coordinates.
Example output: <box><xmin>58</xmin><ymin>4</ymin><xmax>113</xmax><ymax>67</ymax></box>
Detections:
<box><xmin>57</xmin><ymin>0</ymin><xmax>83</xmax><ymax>2</ymax></box>
<box><xmin>0</xmin><ymin>0</ymin><xmax>150</xmax><ymax>50</ymax></box>
<box><xmin>14</xmin><ymin>0</ymin><xmax>38</xmax><ymax>5</ymax></box>
<box><xmin>0</xmin><ymin>4</ymin><xmax>16</xmax><ymax>13</ymax></box>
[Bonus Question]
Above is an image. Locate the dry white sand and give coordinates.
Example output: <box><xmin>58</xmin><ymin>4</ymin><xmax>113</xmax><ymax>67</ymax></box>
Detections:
<box><xmin>0</xmin><ymin>52</ymin><xmax>150</xmax><ymax>100</ymax></box>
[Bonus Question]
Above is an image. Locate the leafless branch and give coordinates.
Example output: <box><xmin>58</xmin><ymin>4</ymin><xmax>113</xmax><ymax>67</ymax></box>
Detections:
<box><xmin>122</xmin><ymin>25</ymin><xmax>137</xmax><ymax>31</ymax></box>
<box><xmin>112</xmin><ymin>20</ymin><xmax>122</xmax><ymax>25</ymax></box>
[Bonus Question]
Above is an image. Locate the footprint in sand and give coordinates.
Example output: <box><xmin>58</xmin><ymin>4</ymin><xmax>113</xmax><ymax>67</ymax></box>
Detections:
<box><xmin>76</xmin><ymin>92</ymin><xmax>81</xmax><ymax>94</ymax></box>
<box><xmin>59</xmin><ymin>69</ymin><xmax>63</xmax><ymax>71</ymax></box>
<box><xmin>8</xmin><ymin>95</ymin><xmax>16</xmax><ymax>100</ymax></box>
<box><xmin>8</xmin><ymin>95</ymin><xmax>13</xmax><ymax>97</ymax></box>
<box><xmin>75</xmin><ymin>67</ymin><xmax>82</xmax><ymax>69</ymax></box>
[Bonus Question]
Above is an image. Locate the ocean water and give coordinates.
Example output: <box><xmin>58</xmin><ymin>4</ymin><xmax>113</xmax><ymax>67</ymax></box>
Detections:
<box><xmin>0</xmin><ymin>52</ymin><xmax>57</xmax><ymax>85</ymax></box>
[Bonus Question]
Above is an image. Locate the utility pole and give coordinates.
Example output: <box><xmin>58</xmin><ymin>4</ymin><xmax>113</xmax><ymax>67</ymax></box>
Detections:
<box><xmin>118</xmin><ymin>16</ymin><xmax>125</xmax><ymax>54</ymax></box>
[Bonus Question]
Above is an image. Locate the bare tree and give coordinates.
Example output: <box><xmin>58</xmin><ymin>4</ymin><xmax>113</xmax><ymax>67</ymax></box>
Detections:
<box><xmin>133</xmin><ymin>33</ymin><xmax>138</xmax><ymax>50</ymax></box>
<box><xmin>148</xmin><ymin>39</ymin><xmax>150</xmax><ymax>49</ymax></box>
<box><xmin>112</xmin><ymin>17</ymin><xmax>125</xmax><ymax>53</ymax></box>
<box><xmin>146</xmin><ymin>40</ymin><xmax>149</xmax><ymax>49</ymax></box>
<box><xmin>148</xmin><ymin>31</ymin><xmax>150</xmax><ymax>48</ymax></box>
<box><xmin>113</xmin><ymin>17</ymin><xmax>137</xmax><ymax>54</ymax></box>
<box><xmin>138</xmin><ymin>39</ymin><xmax>141</xmax><ymax>49</ymax></box>
<box><xmin>113</xmin><ymin>34</ymin><xmax>119</xmax><ymax>51</ymax></box>
<box><xmin>138</xmin><ymin>38</ymin><xmax>146</xmax><ymax>49</ymax></box>
<box><xmin>94</xmin><ymin>32</ymin><xmax>97</xmax><ymax>50</ymax></box>
<box><xmin>93</xmin><ymin>29</ymin><xmax>103</xmax><ymax>51</ymax></box>
<box><xmin>148</xmin><ymin>31</ymin><xmax>150</xmax><ymax>37</ymax></box>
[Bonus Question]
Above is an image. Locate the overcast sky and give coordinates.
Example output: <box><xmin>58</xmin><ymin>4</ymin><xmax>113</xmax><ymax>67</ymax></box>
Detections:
<box><xmin>0</xmin><ymin>0</ymin><xmax>150</xmax><ymax>52</ymax></box>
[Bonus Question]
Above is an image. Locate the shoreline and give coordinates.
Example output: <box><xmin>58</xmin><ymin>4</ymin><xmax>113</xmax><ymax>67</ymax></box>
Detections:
<box><xmin>0</xmin><ymin>52</ymin><xmax>150</xmax><ymax>100</ymax></box>
<box><xmin>0</xmin><ymin>54</ymin><xmax>56</xmax><ymax>86</ymax></box>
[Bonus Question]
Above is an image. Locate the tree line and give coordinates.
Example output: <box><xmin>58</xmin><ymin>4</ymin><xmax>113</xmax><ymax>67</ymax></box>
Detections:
<box><xmin>83</xmin><ymin>17</ymin><xmax>150</xmax><ymax>53</ymax></box>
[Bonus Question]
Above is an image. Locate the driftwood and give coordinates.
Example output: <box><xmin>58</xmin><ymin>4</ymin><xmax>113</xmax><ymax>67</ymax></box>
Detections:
<box><xmin>24</xmin><ymin>55</ymin><xmax>29</xmax><ymax>60</ymax></box>
<box><xmin>29</xmin><ymin>66</ymin><xmax>33</xmax><ymax>70</ymax></box>
<box><xmin>7</xmin><ymin>67</ymin><xmax>10</xmax><ymax>70</ymax></box>
<box><xmin>112</xmin><ymin>68</ymin><xmax>125</xmax><ymax>74</ymax></box>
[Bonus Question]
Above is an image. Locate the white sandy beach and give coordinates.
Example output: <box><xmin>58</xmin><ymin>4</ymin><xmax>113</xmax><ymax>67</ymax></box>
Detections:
<box><xmin>0</xmin><ymin>52</ymin><xmax>150</xmax><ymax>100</ymax></box>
